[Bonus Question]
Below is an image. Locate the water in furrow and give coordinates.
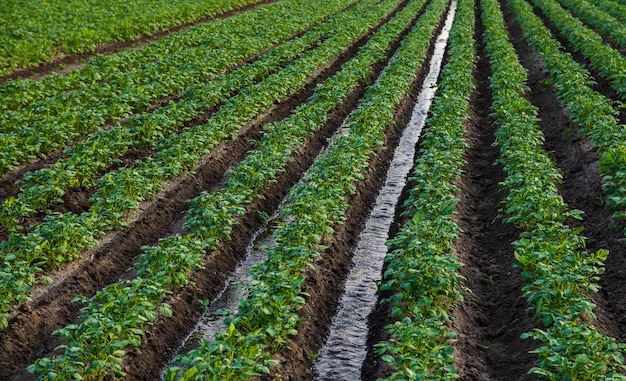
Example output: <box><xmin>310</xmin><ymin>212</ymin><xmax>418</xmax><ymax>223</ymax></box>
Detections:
<box><xmin>312</xmin><ymin>3</ymin><xmax>457</xmax><ymax>379</ymax></box>
<box><xmin>163</xmin><ymin>110</ymin><xmax>354</xmax><ymax>371</ymax></box>
<box><xmin>164</xmin><ymin>210</ymin><xmax>279</xmax><ymax>368</ymax></box>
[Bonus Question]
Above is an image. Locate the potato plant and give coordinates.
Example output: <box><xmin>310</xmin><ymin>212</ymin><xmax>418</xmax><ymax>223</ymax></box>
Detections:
<box><xmin>529</xmin><ymin>0</ymin><xmax>626</xmax><ymax>98</ymax></box>
<box><xmin>554</xmin><ymin>0</ymin><xmax>626</xmax><ymax>49</ymax></box>
<box><xmin>0</xmin><ymin>0</ymin><xmax>361</xmax><ymax>175</ymax></box>
<box><xmin>0</xmin><ymin>0</ymin><xmax>267</xmax><ymax>75</ymax></box>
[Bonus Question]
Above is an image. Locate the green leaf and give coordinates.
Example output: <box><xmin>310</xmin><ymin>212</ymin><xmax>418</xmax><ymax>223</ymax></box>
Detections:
<box><xmin>160</xmin><ymin>304</ymin><xmax>173</xmax><ymax>318</ymax></box>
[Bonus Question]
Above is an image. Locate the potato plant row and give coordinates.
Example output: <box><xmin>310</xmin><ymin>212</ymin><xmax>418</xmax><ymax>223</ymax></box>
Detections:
<box><xmin>528</xmin><ymin>0</ymin><xmax>626</xmax><ymax>99</ymax></box>
<box><xmin>373</xmin><ymin>0</ymin><xmax>475</xmax><ymax>378</ymax></box>
<box><xmin>0</xmin><ymin>0</ymin><xmax>404</xmax><ymax>331</ymax></box>
<box><xmin>27</xmin><ymin>0</ymin><xmax>428</xmax><ymax>378</ymax></box>
<box><xmin>554</xmin><ymin>0</ymin><xmax>626</xmax><ymax>49</ymax></box>
<box><xmin>163</xmin><ymin>0</ymin><xmax>451</xmax><ymax>378</ymax></box>
<box><xmin>507</xmin><ymin>0</ymin><xmax>626</xmax><ymax>235</ymax></box>
<box><xmin>0</xmin><ymin>0</ymin><xmax>348</xmax><ymax>127</ymax></box>
<box><xmin>0</xmin><ymin>0</ymin><xmax>383</xmax><ymax>233</ymax></box>
<box><xmin>0</xmin><ymin>0</ymin><xmax>341</xmax><ymax>111</ymax></box>
<box><xmin>0</xmin><ymin>0</ymin><xmax>365</xmax><ymax>113</ymax></box>
<box><xmin>0</xmin><ymin>0</ymin><xmax>266</xmax><ymax>76</ymax></box>
<box><xmin>482</xmin><ymin>0</ymin><xmax>626</xmax><ymax>377</ymax></box>
<box><xmin>0</xmin><ymin>0</ymin><xmax>361</xmax><ymax>176</ymax></box>
<box><xmin>587</xmin><ymin>0</ymin><xmax>626</xmax><ymax>23</ymax></box>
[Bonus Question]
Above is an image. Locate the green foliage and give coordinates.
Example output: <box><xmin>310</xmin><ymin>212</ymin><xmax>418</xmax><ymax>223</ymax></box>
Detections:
<box><xmin>0</xmin><ymin>0</ymin><xmax>358</xmax><ymax>176</ymax></box>
<box><xmin>524</xmin><ymin>318</ymin><xmax>626</xmax><ymax>380</ymax></box>
<box><xmin>555</xmin><ymin>0</ymin><xmax>626</xmax><ymax>49</ymax></box>
<box><xmin>507</xmin><ymin>0</ymin><xmax>626</xmax><ymax>237</ymax></box>
<box><xmin>374</xmin><ymin>0</ymin><xmax>475</xmax><ymax>377</ymax></box>
<box><xmin>0</xmin><ymin>0</ymin><xmax>265</xmax><ymax>75</ymax></box>
<box><xmin>530</xmin><ymin>0</ymin><xmax>626</xmax><ymax>96</ymax></box>
<box><xmin>586</xmin><ymin>0</ymin><xmax>626</xmax><ymax>24</ymax></box>
<box><xmin>482</xmin><ymin>0</ymin><xmax>626</xmax><ymax>377</ymax></box>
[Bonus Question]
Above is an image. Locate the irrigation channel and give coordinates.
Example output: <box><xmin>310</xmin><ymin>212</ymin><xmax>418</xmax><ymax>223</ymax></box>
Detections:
<box><xmin>313</xmin><ymin>3</ymin><xmax>456</xmax><ymax>379</ymax></box>
<box><xmin>163</xmin><ymin>2</ymin><xmax>457</xmax><ymax>379</ymax></box>
<box><xmin>166</xmin><ymin>210</ymin><xmax>281</xmax><ymax>365</ymax></box>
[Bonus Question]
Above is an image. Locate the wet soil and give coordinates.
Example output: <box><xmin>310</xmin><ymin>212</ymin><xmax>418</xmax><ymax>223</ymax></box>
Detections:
<box><xmin>0</xmin><ymin>0</ymin><xmax>412</xmax><ymax>377</ymax></box>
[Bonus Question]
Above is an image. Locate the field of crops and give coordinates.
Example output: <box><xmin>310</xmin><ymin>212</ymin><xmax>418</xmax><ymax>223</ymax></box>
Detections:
<box><xmin>1</xmin><ymin>0</ymin><xmax>625</xmax><ymax>379</ymax></box>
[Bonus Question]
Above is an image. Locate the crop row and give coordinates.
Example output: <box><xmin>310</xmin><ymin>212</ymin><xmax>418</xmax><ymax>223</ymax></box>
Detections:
<box><xmin>587</xmin><ymin>0</ymin><xmax>626</xmax><ymax>23</ymax></box>
<box><xmin>528</xmin><ymin>0</ymin><xmax>626</xmax><ymax>99</ymax></box>
<box><xmin>373</xmin><ymin>0</ymin><xmax>475</xmax><ymax>378</ymax></box>
<box><xmin>0</xmin><ymin>0</ymin><xmax>362</xmax><ymax>176</ymax></box>
<box><xmin>554</xmin><ymin>0</ymin><xmax>626</xmax><ymax>49</ymax></box>
<box><xmin>482</xmin><ymin>0</ymin><xmax>626</xmax><ymax>377</ymax></box>
<box><xmin>0</xmin><ymin>0</ymin><xmax>403</xmax><ymax>331</ymax></box>
<box><xmin>2</xmin><ymin>0</ymin><xmax>311</xmax><ymax>131</ymax></box>
<box><xmin>27</xmin><ymin>0</ymin><xmax>426</xmax><ymax>378</ymax></box>
<box><xmin>163</xmin><ymin>0</ymin><xmax>450</xmax><ymax>378</ymax></box>
<box><xmin>0</xmin><ymin>0</ymin><xmax>266</xmax><ymax>76</ymax></box>
<box><xmin>0</xmin><ymin>0</ymin><xmax>342</xmax><ymax>111</ymax></box>
<box><xmin>507</xmin><ymin>0</ymin><xmax>626</xmax><ymax>235</ymax></box>
<box><xmin>0</xmin><ymin>0</ymin><xmax>384</xmax><ymax>233</ymax></box>
<box><xmin>0</xmin><ymin>32</ymin><xmax>317</xmax><ymax>231</ymax></box>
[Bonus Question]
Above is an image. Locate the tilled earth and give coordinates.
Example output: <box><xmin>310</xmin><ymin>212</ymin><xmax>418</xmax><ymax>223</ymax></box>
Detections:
<box><xmin>1</xmin><ymin>0</ymin><xmax>625</xmax><ymax>379</ymax></box>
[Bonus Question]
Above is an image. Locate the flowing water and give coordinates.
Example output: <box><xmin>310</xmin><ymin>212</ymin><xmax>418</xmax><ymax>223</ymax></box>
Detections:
<box><xmin>312</xmin><ymin>3</ymin><xmax>457</xmax><ymax>379</ymax></box>
<box><xmin>164</xmin><ymin>131</ymin><xmax>347</xmax><ymax>370</ymax></box>
<box><xmin>165</xmin><ymin>2</ymin><xmax>456</xmax><ymax>374</ymax></box>
<box><xmin>165</xmin><ymin>210</ymin><xmax>279</xmax><ymax>366</ymax></box>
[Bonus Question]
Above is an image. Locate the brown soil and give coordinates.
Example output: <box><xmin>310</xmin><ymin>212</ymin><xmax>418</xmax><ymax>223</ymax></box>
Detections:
<box><xmin>0</xmin><ymin>0</ymin><xmax>277</xmax><ymax>84</ymax></box>
<box><xmin>450</xmin><ymin>10</ymin><xmax>539</xmax><ymax>378</ymax></box>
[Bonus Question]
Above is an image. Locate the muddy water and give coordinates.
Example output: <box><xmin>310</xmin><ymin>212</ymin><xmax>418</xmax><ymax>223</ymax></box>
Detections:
<box><xmin>312</xmin><ymin>3</ymin><xmax>457</xmax><ymax>379</ymax></box>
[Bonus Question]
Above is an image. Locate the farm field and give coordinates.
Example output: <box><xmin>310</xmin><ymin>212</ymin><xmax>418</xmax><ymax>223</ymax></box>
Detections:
<box><xmin>0</xmin><ymin>0</ymin><xmax>625</xmax><ymax>379</ymax></box>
